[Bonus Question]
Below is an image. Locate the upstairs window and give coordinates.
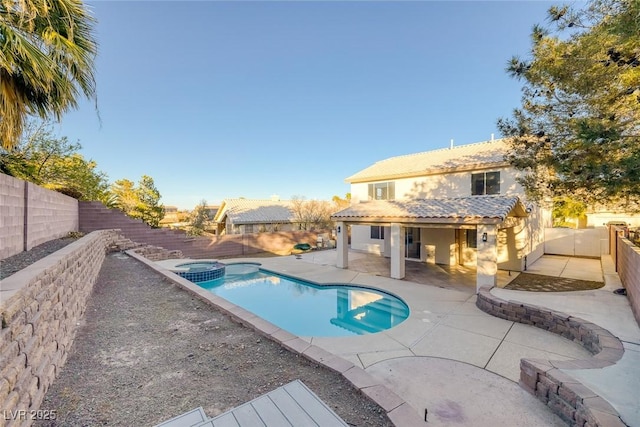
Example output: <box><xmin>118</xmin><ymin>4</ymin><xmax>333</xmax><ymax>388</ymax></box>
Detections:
<box><xmin>471</xmin><ymin>172</ymin><xmax>500</xmax><ymax>195</ymax></box>
<box><xmin>368</xmin><ymin>182</ymin><xmax>395</xmax><ymax>200</ymax></box>
<box><xmin>370</xmin><ymin>226</ymin><xmax>385</xmax><ymax>239</ymax></box>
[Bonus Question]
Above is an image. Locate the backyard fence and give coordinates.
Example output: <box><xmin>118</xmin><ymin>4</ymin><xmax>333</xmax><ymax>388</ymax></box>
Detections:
<box><xmin>609</xmin><ymin>225</ymin><xmax>640</xmax><ymax>328</ymax></box>
<box><xmin>543</xmin><ymin>227</ymin><xmax>608</xmax><ymax>257</ymax></box>
<box><xmin>0</xmin><ymin>174</ymin><xmax>78</xmax><ymax>260</ymax></box>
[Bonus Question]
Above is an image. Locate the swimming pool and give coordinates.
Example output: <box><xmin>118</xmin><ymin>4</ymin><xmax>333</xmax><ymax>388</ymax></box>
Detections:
<box><xmin>195</xmin><ymin>263</ymin><xmax>409</xmax><ymax>337</ymax></box>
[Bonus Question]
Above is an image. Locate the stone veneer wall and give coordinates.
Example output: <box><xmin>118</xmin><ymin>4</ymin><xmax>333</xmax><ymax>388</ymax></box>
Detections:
<box><xmin>615</xmin><ymin>236</ymin><xmax>640</xmax><ymax>329</ymax></box>
<box><xmin>0</xmin><ymin>230</ymin><xmax>126</xmax><ymax>426</ymax></box>
<box><xmin>476</xmin><ymin>287</ymin><xmax>626</xmax><ymax>427</ymax></box>
<box><xmin>0</xmin><ymin>175</ymin><xmax>78</xmax><ymax>260</ymax></box>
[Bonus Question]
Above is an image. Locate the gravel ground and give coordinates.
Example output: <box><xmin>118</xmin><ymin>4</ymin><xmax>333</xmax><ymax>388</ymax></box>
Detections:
<box><xmin>503</xmin><ymin>272</ymin><xmax>604</xmax><ymax>292</ymax></box>
<box><xmin>32</xmin><ymin>252</ymin><xmax>393</xmax><ymax>427</ymax></box>
<box><xmin>0</xmin><ymin>237</ymin><xmax>79</xmax><ymax>280</ymax></box>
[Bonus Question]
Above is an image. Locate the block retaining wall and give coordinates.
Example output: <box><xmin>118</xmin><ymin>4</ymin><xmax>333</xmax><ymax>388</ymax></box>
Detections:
<box><xmin>0</xmin><ymin>230</ymin><xmax>128</xmax><ymax>427</ymax></box>
<box><xmin>615</xmin><ymin>237</ymin><xmax>640</xmax><ymax>329</ymax></box>
<box><xmin>476</xmin><ymin>287</ymin><xmax>626</xmax><ymax>427</ymax></box>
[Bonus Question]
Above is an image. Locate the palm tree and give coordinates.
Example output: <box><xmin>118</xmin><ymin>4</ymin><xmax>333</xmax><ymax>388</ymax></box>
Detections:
<box><xmin>0</xmin><ymin>0</ymin><xmax>97</xmax><ymax>151</ymax></box>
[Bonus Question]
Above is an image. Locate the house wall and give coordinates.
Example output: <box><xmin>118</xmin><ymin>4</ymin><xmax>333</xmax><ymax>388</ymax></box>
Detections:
<box><xmin>350</xmin><ymin>225</ymin><xmax>384</xmax><ymax>254</ymax></box>
<box><xmin>347</xmin><ymin>165</ymin><xmax>544</xmax><ymax>271</ymax></box>
<box><xmin>497</xmin><ymin>227</ymin><xmax>521</xmax><ymax>271</ymax></box>
<box><xmin>420</xmin><ymin>229</ymin><xmax>434</xmax><ymax>263</ymax></box>
<box><xmin>350</xmin><ymin>166</ymin><xmax>525</xmax><ymax>201</ymax></box>
<box><xmin>0</xmin><ymin>175</ymin><xmax>78</xmax><ymax>260</ymax></box>
<box><xmin>423</xmin><ymin>229</ymin><xmax>456</xmax><ymax>265</ymax></box>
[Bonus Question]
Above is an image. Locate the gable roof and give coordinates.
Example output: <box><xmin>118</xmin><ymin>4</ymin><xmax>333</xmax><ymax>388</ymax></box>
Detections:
<box><xmin>213</xmin><ymin>199</ymin><xmax>295</xmax><ymax>224</ymax></box>
<box><xmin>346</xmin><ymin>139</ymin><xmax>510</xmax><ymax>183</ymax></box>
<box><xmin>331</xmin><ymin>195</ymin><xmax>527</xmax><ymax>225</ymax></box>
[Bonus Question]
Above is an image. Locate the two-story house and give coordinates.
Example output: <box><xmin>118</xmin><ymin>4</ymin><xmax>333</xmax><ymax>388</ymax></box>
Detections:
<box><xmin>331</xmin><ymin>139</ymin><xmax>549</xmax><ymax>290</ymax></box>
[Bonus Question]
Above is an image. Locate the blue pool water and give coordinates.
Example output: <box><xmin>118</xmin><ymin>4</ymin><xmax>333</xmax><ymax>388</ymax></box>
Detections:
<box><xmin>195</xmin><ymin>263</ymin><xmax>409</xmax><ymax>337</ymax></box>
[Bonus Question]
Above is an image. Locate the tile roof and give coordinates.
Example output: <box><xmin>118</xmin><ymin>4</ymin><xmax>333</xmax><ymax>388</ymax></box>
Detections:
<box><xmin>216</xmin><ymin>199</ymin><xmax>295</xmax><ymax>224</ymax></box>
<box><xmin>346</xmin><ymin>139</ymin><xmax>510</xmax><ymax>183</ymax></box>
<box><xmin>331</xmin><ymin>195</ymin><xmax>526</xmax><ymax>223</ymax></box>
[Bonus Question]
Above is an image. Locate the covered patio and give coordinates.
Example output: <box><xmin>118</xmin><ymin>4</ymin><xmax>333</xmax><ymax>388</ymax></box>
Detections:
<box><xmin>330</xmin><ymin>196</ymin><xmax>530</xmax><ymax>291</ymax></box>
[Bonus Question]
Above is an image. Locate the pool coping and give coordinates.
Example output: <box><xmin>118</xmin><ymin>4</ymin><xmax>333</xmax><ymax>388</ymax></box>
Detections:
<box><xmin>128</xmin><ymin>250</ymin><xmax>425</xmax><ymax>427</ymax></box>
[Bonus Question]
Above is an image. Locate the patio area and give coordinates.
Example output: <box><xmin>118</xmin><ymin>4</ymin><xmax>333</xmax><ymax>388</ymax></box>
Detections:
<box><xmin>232</xmin><ymin>249</ymin><xmax>639</xmax><ymax>426</ymax></box>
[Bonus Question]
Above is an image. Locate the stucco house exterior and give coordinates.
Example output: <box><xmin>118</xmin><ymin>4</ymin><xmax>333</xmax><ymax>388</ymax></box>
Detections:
<box><xmin>213</xmin><ymin>198</ymin><xmax>298</xmax><ymax>235</ymax></box>
<box><xmin>331</xmin><ymin>139</ymin><xmax>549</xmax><ymax>290</ymax></box>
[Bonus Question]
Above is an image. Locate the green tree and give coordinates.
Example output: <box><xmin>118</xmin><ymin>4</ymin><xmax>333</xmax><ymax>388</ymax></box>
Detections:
<box><xmin>552</xmin><ymin>196</ymin><xmax>587</xmax><ymax>228</ymax></box>
<box><xmin>111</xmin><ymin>176</ymin><xmax>165</xmax><ymax>228</ymax></box>
<box><xmin>0</xmin><ymin>0</ymin><xmax>98</xmax><ymax>150</ymax></box>
<box><xmin>187</xmin><ymin>199</ymin><xmax>209</xmax><ymax>236</ymax></box>
<box><xmin>111</xmin><ymin>179</ymin><xmax>138</xmax><ymax>216</ymax></box>
<box><xmin>0</xmin><ymin>120</ymin><xmax>110</xmax><ymax>201</ymax></box>
<box><xmin>498</xmin><ymin>0</ymin><xmax>640</xmax><ymax>208</ymax></box>
<box><xmin>134</xmin><ymin>175</ymin><xmax>164</xmax><ymax>228</ymax></box>
<box><xmin>332</xmin><ymin>193</ymin><xmax>351</xmax><ymax>211</ymax></box>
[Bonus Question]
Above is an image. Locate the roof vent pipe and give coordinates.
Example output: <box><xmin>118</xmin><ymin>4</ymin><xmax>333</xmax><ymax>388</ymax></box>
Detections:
<box><xmin>450</xmin><ymin>139</ymin><xmax>454</xmax><ymax>149</ymax></box>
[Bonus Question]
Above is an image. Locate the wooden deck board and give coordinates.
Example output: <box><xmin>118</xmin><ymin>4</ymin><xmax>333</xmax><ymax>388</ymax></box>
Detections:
<box><xmin>250</xmin><ymin>395</ymin><xmax>292</xmax><ymax>425</ymax></box>
<box><xmin>283</xmin><ymin>380</ymin><xmax>349</xmax><ymax>427</ymax></box>
<box><xmin>200</xmin><ymin>380</ymin><xmax>348</xmax><ymax>427</ymax></box>
<box><xmin>154</xmin><ymin>407</ymin><xmax>208</xmax><ymax>427</ymax></box>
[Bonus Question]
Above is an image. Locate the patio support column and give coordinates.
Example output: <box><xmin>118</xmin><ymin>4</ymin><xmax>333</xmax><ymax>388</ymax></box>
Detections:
<box><xmin>390</xmin><ymin>223</ymin><xmax>405</xmax><ymax>279</ymax></box>
<box><xmin>476</xmin><ymin>224</ymin><xmax>498</xmax><ymax>291</ymax></box>
<box><xmin>336</xmin><ymin>221</ymin><xmax>348</xmax><ymax>269</ymax></box>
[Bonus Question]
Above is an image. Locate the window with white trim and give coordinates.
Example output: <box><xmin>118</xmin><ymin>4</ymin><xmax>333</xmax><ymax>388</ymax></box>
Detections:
<box><xmin>368</xmin><ymin>182</ymin><xmax>395</xmax><ymax>200</ymax></box>
<box><xmin>370</xmin><ymin>226</ymin><xmax>385</xmax><ymax>239</ymax></box>
<box><xmin>471</xmin><ymin>171</ymin><xmax>500</xmax><ymax>195</ymax></box>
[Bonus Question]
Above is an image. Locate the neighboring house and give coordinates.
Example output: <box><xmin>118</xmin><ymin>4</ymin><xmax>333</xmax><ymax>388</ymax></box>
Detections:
<box><xmin>204</xmin><ymin>205</ymin><xmax>220</xmax><ymax>219</ymax></box>
<box><xmin>331</xmin><ymin>139</ymin><xmax>549</xmax><ymax>290</ymax></box>
<box><xmin>213</xmin><ymin>198</ymin><xmax>298</xmax><ymax>235</ymax></box>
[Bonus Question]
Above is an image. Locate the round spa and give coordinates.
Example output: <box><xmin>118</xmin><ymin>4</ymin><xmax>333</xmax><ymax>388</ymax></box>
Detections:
<box><xmin>173</xmin><ymin>261</ymin><xmax>226</xmax><ymax>282</ymax></box>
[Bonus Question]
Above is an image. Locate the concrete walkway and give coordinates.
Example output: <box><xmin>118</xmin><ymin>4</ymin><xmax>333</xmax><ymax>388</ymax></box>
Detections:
<box><xmin>235</xmin><ymin>251</ymin><xmax>639</xmax><ymax>427</ymax></box>
<box><xmin>493</xmin><ymin>255</ymin><xmax>640</xmax><ymax>426</ymax></box>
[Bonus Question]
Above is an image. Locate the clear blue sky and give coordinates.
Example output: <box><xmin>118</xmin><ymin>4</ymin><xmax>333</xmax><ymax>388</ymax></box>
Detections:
<box><xmin>57</xmin><ymin>1</ymin><xmax>554</xmax><ymax>210</ymax></box>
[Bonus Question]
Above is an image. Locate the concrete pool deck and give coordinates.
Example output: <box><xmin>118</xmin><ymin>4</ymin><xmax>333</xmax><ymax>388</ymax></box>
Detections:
<box><xmin>152</xmin><ymin>251</ymin><xmax>639</xmax><ymax>426</ymax></box>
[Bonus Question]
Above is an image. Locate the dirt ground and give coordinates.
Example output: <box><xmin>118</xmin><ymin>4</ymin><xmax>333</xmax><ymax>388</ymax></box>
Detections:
<box><xmin>35</xmin><ymin>253</ymin><xmax>393</xmax><ymax>427</ymax></box>
<box><xmin>503</xmin><ymin>272</ymin><xmax>604</xmax><ymax>292</ymax></box>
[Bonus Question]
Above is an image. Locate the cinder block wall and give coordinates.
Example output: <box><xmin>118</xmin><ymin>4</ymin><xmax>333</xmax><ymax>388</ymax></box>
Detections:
<box><xmin>0</xmin><ymin>176</ymin><xmax>78</xmax><ymax>259</ymax></box>
<box><xmin>0</xmin><ymin>230</ymin><xmax>120</xmax><ymax>424</ymax></box>
<box><xmin>26</xmin><ymin>185</ymin><xmax>78</xmax><ymax>251</ymax></box>
<box><xmin>616</xmin><ymin>236</ymin><xmax>640</xmax><ymax>328</ymax></box>
<box><xmin>0</xmin><ymin>174</ymin><xmax>25</xmax><ymax>260</ymax></box>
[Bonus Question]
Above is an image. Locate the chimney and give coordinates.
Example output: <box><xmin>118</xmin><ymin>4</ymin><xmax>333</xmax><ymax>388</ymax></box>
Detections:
<box><xmin>491</xmin><ymin>133</ymin><xmax>495</xmax><ymax>141</ymax></box>
<box><xmin>450</xmin><ymin>139</ymin><xmax>454</xmax><ymax>149</ymax></box>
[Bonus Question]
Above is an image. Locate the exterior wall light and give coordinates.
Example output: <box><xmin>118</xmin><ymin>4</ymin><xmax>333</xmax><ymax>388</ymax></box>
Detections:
<box><xmin>337</xmin><ymin>226</ymin><xmax>341</xmax><ymax>233</ymax></box>
<box><xmin>482</xmin><ymin>232</ymin><xmax>488</xmax><ymax>242</ymax></box>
